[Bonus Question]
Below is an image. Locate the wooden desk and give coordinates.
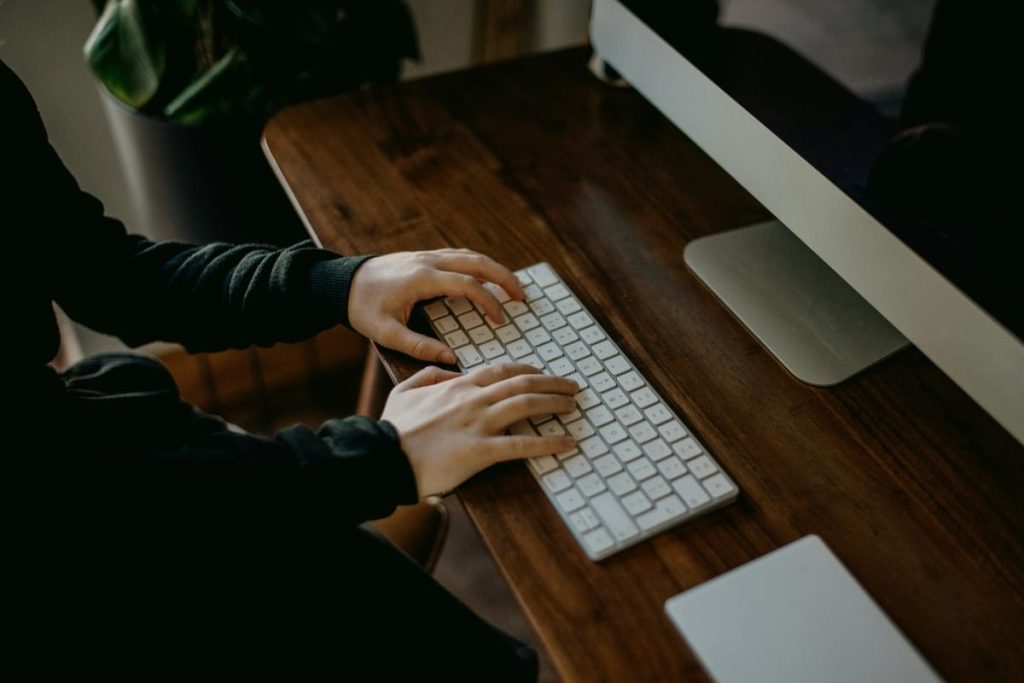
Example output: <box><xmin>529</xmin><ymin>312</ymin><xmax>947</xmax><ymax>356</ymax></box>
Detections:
<box><xmin>264</xmin><ymin>48</ymin><xmax>1024</xmax><ymax>681</ymax></box>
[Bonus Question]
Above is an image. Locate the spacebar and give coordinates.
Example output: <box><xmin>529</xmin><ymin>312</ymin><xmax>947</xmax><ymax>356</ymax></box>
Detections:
<box><xmin>591</xmin><ymin>493</ymin><xmax>639</xmax><ymax>542</ymax></box>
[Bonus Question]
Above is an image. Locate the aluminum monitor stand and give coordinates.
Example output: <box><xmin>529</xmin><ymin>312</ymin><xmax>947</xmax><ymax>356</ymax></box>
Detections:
<box><xmin>685</xmin><ymin>221</ymin><xmax>908</xmax><ymax>386</ymax></box>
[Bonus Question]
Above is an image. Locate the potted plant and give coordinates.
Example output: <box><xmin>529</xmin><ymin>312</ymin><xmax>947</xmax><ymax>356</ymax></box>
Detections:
<box><xmin>87</xmin><ymin>0</ymin><xmax>418</xmax><ymax>244</ymax></box>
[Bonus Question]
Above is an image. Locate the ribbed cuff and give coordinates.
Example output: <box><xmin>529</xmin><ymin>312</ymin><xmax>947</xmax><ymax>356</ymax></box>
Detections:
<box><xmin>306</xmin><ymin>255</ymin><xmax>376</xmax><ymax>329</ymax></box>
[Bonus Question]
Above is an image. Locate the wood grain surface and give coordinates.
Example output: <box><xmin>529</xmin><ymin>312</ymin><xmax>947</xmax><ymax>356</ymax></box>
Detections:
<box><xmin>263</xmin><ymin>48</ymin><xmax>1024</xmax><ymax>682</ymax></box>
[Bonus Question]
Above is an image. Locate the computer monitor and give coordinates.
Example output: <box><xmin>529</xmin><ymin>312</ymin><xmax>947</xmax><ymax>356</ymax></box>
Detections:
<box><xmin>590</xmin><ymin>0</ymin><xmax>1023</xmax><ymax>444</ymax></box>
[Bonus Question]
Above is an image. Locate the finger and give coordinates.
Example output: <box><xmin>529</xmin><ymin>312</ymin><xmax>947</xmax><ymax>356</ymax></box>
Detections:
<box><xmin>433</xmin><ymin>271</ymin><xmax>506</xmax><ymax>325</ymax></box>
<box><xmin>478</xmin><ymin>372</ymin><xmax>579</xmax><ymax>404</ymax></box>
<box><xmin>486</xmin><ymin>393</ymin><xmax>578</xmax><ymax>430</ymax></box>
<box><xmin>487</xmin><ymin>435</ymin><xmax>577</xmax><ymax>463</ymax></box>
<box><xmin>464</xmin><ymin>363</ymin><xmax>542</xmax><ymax>387</ymax></box>
<box><xmin>398</xmin><ymin>365</ymin><xmax>463</xmax><ymax>390</ymax></box>
<box><xmin>378</xmin><ymin>318</ymin><xmax>457</xmax><ymax>365</ymax></box>
<box><xmin>433</xmin><ymin>250</ymin><xmax>525</xmax><ymax>301</ymax></box>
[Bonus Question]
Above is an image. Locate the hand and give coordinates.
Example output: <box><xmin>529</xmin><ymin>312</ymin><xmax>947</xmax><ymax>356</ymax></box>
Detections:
<box><xmin>381</xmin><ymin>364</ymin><xmax>579</xmax><ymax>498</ymax></box>
<box><xmin>348</xmin><ymin>248</ymin><xmax>525</xmax><ymax>363</ymax></box>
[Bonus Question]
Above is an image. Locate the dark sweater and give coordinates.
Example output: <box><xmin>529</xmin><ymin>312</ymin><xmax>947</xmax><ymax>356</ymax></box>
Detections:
<box><xmin>3</xmin><ymin>59</ymin><xmax>418</xmax><ymax>569</ymax></box>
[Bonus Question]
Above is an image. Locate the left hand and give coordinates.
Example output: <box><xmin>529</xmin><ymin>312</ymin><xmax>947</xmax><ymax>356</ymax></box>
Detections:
<box><xmin>348</xmin><ymin>248</ymin><xmax>525</xmax><ymax>363</ymax></box>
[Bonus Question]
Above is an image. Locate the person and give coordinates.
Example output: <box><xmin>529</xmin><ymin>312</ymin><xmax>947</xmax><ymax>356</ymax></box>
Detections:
<box><xmin>4</xmin><ymin>58</ymin><xmax>577</xmax><ymax>678</ymax></box>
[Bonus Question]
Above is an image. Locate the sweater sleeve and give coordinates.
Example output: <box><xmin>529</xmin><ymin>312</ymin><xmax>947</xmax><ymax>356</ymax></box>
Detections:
<box><xmin>3</xmin><ymin>59</ymin><xmax>370</xmax><ymax>352</ymax></box>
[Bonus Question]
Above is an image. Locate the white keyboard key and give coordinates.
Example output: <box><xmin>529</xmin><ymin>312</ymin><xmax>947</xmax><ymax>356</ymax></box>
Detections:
<box><xmin>627</xmin><ymin>459</ymin><xmax>657</xmax><ymax>481</ymax></box>
<box><xmin>578</xmin><ymin>473</ymin><xmax>606</xmax><ymax>497</ymax></box>
<box><xmin>658</xmin><ymin>456</ymin><xmax>687</xmax><ymax>481</ymax></box>
<box><xmin>593</xmin><ymin>454</ymin><xmax>623</xmax><ymax>477</ymax></box>
<box><xmin>504</xmin><ymin>300</ymin><xmax>529</xmax><ymax>317</ymax></box>
<box><xmin>537</xmin><ymin>343</ymin><xmax>562</xmax><ymax>361</ymax></box>
<box><xmin>558</xmin><ymin>408</ymin><xmax>582</xmax><ymax>423</ymax></box>
<box><xmin>528</xmin><ymin>455</ymin><xmax>559</xmax><ymax>475</ymax></box>
<box><xmin>602</xmin><ymin>389</ymin><xmax>629</xmax><ymax>410</ymax></box>
<box><xmin>621</xmin><ymin>490</ymin><xmax>652</xmax><ymax>516</ymax></box>
<box><xmin>673</xmin><ymin>437</ymin><xmax>703</xmax><ymax>459</ymax></box>
<box><xmin>521</xmin><ymin>354</ymin><xmax>544</xmax><ymax>369</ymax></box>
<box><xmin>641</xmin><ymin>475</ymin><xmax>672</xmax><ymax>500</ymax></box>
<box><xmin>530</xmin><ymin>298</ymin><xmax>556</xmax><ymax>316</ymax></box>
<box><xmin>688</xmin><ymin>455</ymin><xmax>718</xmax><ymax>479</ymax></box>
<box><xmin>549</xmin><ymin>357</ymin><xmax>575</xmax><ymax>376</ymax></box>
<box><xmin>636</xmin><ymin>495</ymin><xmax>687</xmax><ymax>530</ymax></box>
<box><xmin>487</xmin><ymin>354</ymin><xmax>513</xmax><ymax>366</ymax></box>
<box><xmin>566</xmin><ymin>420</ymin><xmax>595</xmax><ymax>440</ymax></box>
<box><xmin>530</xmin><ymin>412</ymin><xmax>554</xmax><ymax>426</ymax></box>
<box><xmin>425</xmin><ymin>301</ymin><xmax>448</xmax><ymax>319</ymax></box>
<box><xmin>557</xmin><ymin>488</ymin><xmax>586</xmax><ymax>513</ymax></box>
<box><xmin>468</xmin><ymin>326</ymin><xmax>494</xmax><ymax>345</ymax></box>
<box><xmin>580</xmin><ymin>436</ymin><xmax>609</xmax><ymax>458</ymax></box>
<box><xmin>552</xmin><ymin>327</ymin><xmax>578</xmax><ymax>345</ymax></box>
<box><xmin>485</xmin><ymin>282</ymin><xmax>512</xmax><ymax>303</ymax></box>
<box><xmin>703</xmin><ymin>474</ymin><xmax>736</xmax><ymax>499</ymax></box>
<box><xmin>565</xmin><ymin>341</ymin><xmax>590</xmax><ymax>360</ymax></box>
<box><xmin>444</xmin><ymin>330</ymin><xmax>470</xmax><ymax>348</ymax></box>
<box><xmin>592</xmin><ymin>341</ymin><xmax>617</xmax><ymax>359</ymax></box>
<box><xmin>556</xmin><ymin>447</ymin><xmax>579</xmax><ymax>461</ymax></box>
<box><xmin>544</xmin><ymin>283</ymin><xmax>570</xmax><ymax>301</ymax></box>
<box><xmin>586</xmin><ymin>405</ymin><xmax>614</xmax><ymax>427</ymax></box>
<box><xmin>525</xmin><ymin>327</ymin><xmax>551</xmax><ymax>346</ymax></box>
<box><xmin>629</xmin><ymin>421</ymin><xmax>658</xmax><ymax>443</ymax></box>
<box><xmin>543</xmin><ymin>470</ymin><xmax>572</xmax><ymax>493</ymax></box>
<box><xmin>568</xmin><ymin>312</ymin><xmax>594</xmax><ymax>329</ymax></box>
<box><xmin>459</xmin><ymin>311</ymin><xmax>484</xmax><ymax>329</ymax></box>
<box><xmin>644</xmin><ymin>404</ymin><xmax>672</xmax><ymax>425</ymax></box>
<box><xmin>576</xmin><ymin>388</ymin><xmax>602</xmax><ymax>409</ymax></box>
<box><xmin>615</xmin><ymin>405</ymin><xmax>643</xmax><ymax>426</ymax></box>
<box><xmin>591</xmin><ymin>493</ymin><xmax>640</xmax><ymax>542</ymax></box>
<box><xmin>579</xmin><ymin>326</ymin><xmax>606</xmax><ymax>344</ymax></box>
<box><xmin>583</xmin><ymin>528</ymin><xmax>614</xmax><ymax>555</ymax></box>
<box><xmin>516</xmin><ymin>271</ymin><xmax>532</xmax><ymax>286</ymax></box>
<box><xmin>605</xmin><ymin>355</ymin><xmax>631</xmax><ymax>375</ymax></box>
<box><xmin>540</xmin><ymin>312</ymin><xmax>567</xmax><ymax>330</ymax></box>
<box><xmin>446</xmin><ymin>297</ymin><xmax>473</xmax><ymax>315</ymax></box>
<box><xmin>644</xmin><ymin>439</ymin><xmax>673</xmax><ymax>461</ymax></box>
<box><xmin>673</xmin><ymin>475</ymin><xmax>711</xmax><ymax>509</ymax></box>
<box><xmin>563</xmin><ymin>454</ymin><xmax>592</xmax><ymax>478</ymax></box>
<box><xmin>495</xmin><ymin>325</ymin><xmax>521</xmax><ymax>343</ymax></box>
<box><xmin>599</xmin><ymin>422</ymin><xmax>628</xmax><ymax>445</ymax></box>
<box><xmin>506</xmin><ymin>339</ymin><xmax>531</xmax><ymax>358</ymax></box>
<box><xmin>631</xmin><ymin>387</ymin><xmax>658</xmax><ymax>408</ymax></box>
<box><xmin>527</xmin><ymin>263</ymin><xmax>558</xmax><ymax>287</ymax></box>
<box><xmin>456</xmin><ymin>345</ymin><xmax>483</xmax><ymax>367</ymax></box>
<box><xmin>607</xmin><ymin>471</ymin><xmax>637</xmax><ymax>496</ymax></box>
<box><xmin>556</xmin><ymin>297</ymin><xmax>582</xmax><ymax>315</ymax></box>
<box><xmin>591</xmin><ymin>372</ymin><xmax>616</xmax><ymax>392</ymax></box>
<box><xmin>514</xmin><ymin>313</ymin><xmax>540</xmax><ymax>331</ymax></box>
<box><xmin>659</xmin><ymin>420</ymin><xmax>688</xmax><ymax>442</ymax></box>
<box><xmin>522</xmin><ymin>284</ymin><xmax>543</xmax><ymax>301</ymax></box>
<box><xmin>436</xmin><ymin>316</ymin><xmax>458</xmax><ymax>334</ymax></box>
<box><xmin>577</xmin><ymin>356</ymin><xmax>603</xmax><ymax>376</ymax></box>
<box><xmin>537</xmin><ymin>420</ymin><xmax>567</xmax><ymax>437</ymax></box>
<box><xmin>613</xmin><ymin>441</ymin><xmax>643</xmax><ymax>462</ymax></box>
<box><xmin>618</xmin><ymin>371</ymin><xmax>644</xmax><ymax>392</ymax></box>
<box><xmin>570</xmin><ymin>507</ymin><xmax>600</xmax><ymax>533</ymax></box>
<box><xmin>480</xmin><ymin>340</ymin><xmax>505</xmax><ymax>359</ymax></box>
<box><xmin>567</xmin><ymin>373</ymin><xmax>587</xmax><ymax>390</ymax></box>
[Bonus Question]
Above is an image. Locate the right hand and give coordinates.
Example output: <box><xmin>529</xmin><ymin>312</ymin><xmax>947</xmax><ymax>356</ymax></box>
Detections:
<box><xmin>381</xmin><ymin>364</ymin><xmax>579</xmax><ymax>498</ymax></box>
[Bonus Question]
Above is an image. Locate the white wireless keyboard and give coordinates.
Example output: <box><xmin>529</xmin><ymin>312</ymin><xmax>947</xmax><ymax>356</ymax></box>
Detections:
<box><xmin>425</xmin><ymin>262</ymin><xmax>739</xmax><ymax>560</ymax></box>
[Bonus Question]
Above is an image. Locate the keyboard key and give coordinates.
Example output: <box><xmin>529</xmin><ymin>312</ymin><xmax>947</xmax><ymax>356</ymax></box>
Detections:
<box><xmin>530</xmin><ymin>298</ymin><xmax>556</xmax><ymax>316</ymax></box>
<box><xmin>516</xmin><ymin>270</ymin><xmax>532</xmax><ymax>286</ymax></box>
<box><xmin>591</xmin><ymin>493</ymin><xmax>639</xmax><ymax>542</ymax></box>
<box><xmin>522</xmin><ymin>284</ymin><xmax>543</xmax><ymax>301</ymax></box>
<box><xmin>621</xmin><ymin>490</ymin><xmax>652</xmax><ymax>516</ymax></box>
<box><xmin>657</xmin><ymin>456</ymin><xmax>687</xmax><ymax>481</ymax></box>
<box><xmin>613</xmin><ymin>441</ymin><xmax>643</xmax><ymax>462</ymax></box>
<box><xmin>549</xmin><ymin>357</ymin><xmax>575</xmax><ymax>376</ymax></box>
<box><xmin>605</xmin><ymin>355</ymin><xmax>631</xmax><ymax>375</ymax></box>
<box><xmin>565</xmin><ymin>341</ymin><xmax>590</xmax><ymax>360</ymax></box>
<box><xmin>520</xmin><ymin>354</ymin><xmax>544</xmax><ymax>369</ymax></box>
<box><xmin>514</xmin><ymin>313</ymin><xmax>540</xmax><ymax>331</ymax></box>
<box><xmin>425</xmin><ymin>301</ymin><xmax>448</xmax><ymax>319</ymax></box>
<box><xmin>486</xmin><ymin>283</ymin><xmax>512</xmax><ymax>303</ymax></box>
<box><xmin>579</xmin><ymin>326</ymin><xmax>606</xmax><ymax>344</ymax></box>
<box><xmin>599</xmin><ymin>422</ymin><xmax>628</xmax><ymax>445</ymax></box>
<box><xmin>629</xmin><ymin>421</ymin><xmax>658</xmax><ymax>443</ymax></box>
<box><xmin>537</xmin><ymin>343</ymin><xmax>562</xmax><ymax>361</ymax></box>
<box><xmin>580</xmin><ymin>436</ymin><xmax>609</xmax><ymax>458</ymax></box>
<box><xmin>592</xmin><ymin>341</ymin><xmax>617</xmax><ymax>359</ymax></box>
<box><xmin>459</xmin><ymin>311</ymin><xmax>484</xmax><ymax>329</ymax></box>
<box><xmin>577</xmin><ymin>356</ymin><xmax>603</xmax><ymax>376</ymax></box>
<box><xmin>644</xmin><ymin>439</ymin><xmax>673</xmax><ymax>461</ymax></box>
<box><xmin>593</xmin><ymin>454</ymin><xmax>623</xmax><ymax>477</ymax></box>
<box><xmin>641</xmin><ymin>476</ymin><xmax>672</xmax><ymax>500</ymax></box>
<box><xmin>618</xmin><ymin>371</ymin><xmax>644</xmax><ymax>392</ymax></box>
<box><xmin>544</xmin><ymin>283</ymin><xmax>570</xmax><ymax>301</ymax></box>
<box><xmin>556</xmin><ymin>297</ymin><xmax>582</xmax><ymax>315</ymax></box>
<box><xmin>602</xmin><ymin>389</ymin><xmax>629</xmax><ymax>409</ymax></box>
<box><xmin>488</xmin><ymin>354</ymin><xmax>513</xmax><ymax>366</ymax></box>
<box><xmin>468</xmin><ymin>326</ymin><xmax>494</xmax><ymax>344</ymax></box>
<box><xmin>456</xmin><ymin>345</ymin><xmax>483</xmax><ymax>367</ymax></box>
<box><xmin>703</xmin><ymin>474</ymin><xmax>736</xmax><ymax>499</ymax></box>
<box><xmin>446</xmin><ymin>297</ymin><xmax>474</xmax><ymax>315</ymax></box>
<box><xmin>528</xmin><ymin>455</ymin><xmax>559</xmax><ymax>475</ymax></box>
<box><xmin>637</xmin><ymin>495</ymin><xmax>687</xmax><ymax>530</ymax></box>
<box><xmin>607</xmin><ymin>471</ymin><xmax>637</xmax><ymax>496</ymax></box>
<box><xmin>537</xmin><ymin>420</ymin><xmax>567</xmax><ymax>437</ymax></box>
<box><xmin>525</xmin><ymin>327</ymin><xmax>551</xmax><ymax>346</ymax></box>
<box><xmin>540</xmin><ymin>312</ymin><xmax>567</xmax><ymax>330</ymax></box>
<box><xmin>558</xmin><ymin>408</ymin><xmax>582</xmax><ymax>423</ymax></box>
<box><xmin>444</xmin><ymin>330</ymin><xmax>470</xmax><ymax>348</ymax></box>
<box><xmin>576</xmin><ymin>388</ymin><xmax>602</xmax><ymax>409</ymax></box>
<box><xmin>556</xmin><ymin>446</ymin><xmax>579</xmax><ymax>461</ymax></box>
<box><xmin>435</xmin><ymin>316</ymin><xmax>458</xmax><ymax>334</ymax></box>
<box><xmin>527</xmin><ymin>263</ymin><xmax>558</xmax><ymax>287</ymax></box>
<box><xmin>563</xmin><ymin>454</ymin><xmax>592</xmax><ymax>477</ymax></box>
<box><xmin>480</xmin><ymin>340</ymin><xmax>505</xmax><ymax>359</ymax></box>
<box><xmin>578</xmin><ymin>473</ymin><xmax>607</xmax><ymax>497</ymax></box>
<box><xmin>556</xmin><ymin>488</ymin><xmax>586</xmax><ymax>513</ymax></box>
<box><xmin>591</xmin><ymin>372</ymin><xmax>616</xmax><ymax>392</ymax></box>
<box><xmin>495</xmin><ymin>325</ymin><xmax>521</xmax><ymax>343</ymax></box>
<box><xmin>543</xmin><ymin>470</ymin><xmax>572</xmax><ymax>493</ymax></box>
<box><xmin>673</xmin><ymin>437</ymin><xmax>703</xmax><ymax>459</ymax></box>
<box><xmin>586</xmin><ymin>405</ymin><xmax>614</xmax><ymax>427</ymax></box>
<box><xmin>570</xmin><ymin>507</ymin><xmax>600</xmax><ymax>533</ymax></box>
<box><xmin>566</xmin><ymin>420</ymin><xmax>595</xmax><ymax>440</ymax></box>
<box><xmin>530</xmin><ymin>412</ymin><xmax>554</xmax><ymax>426</ymax></box>
<box><xmin>504</xmin><ymin>300</ymin><xmax>529</xmax><ymax>317</ymax></box>
<box><xmin>627</xmin><ymin>459</ymin><xmax>656</xmax><ymax>481</ymax></box>
<box><xmin>615</xmin><ymin>405</ymin><xmax>643</xmax><ymax>426</ymax></box>
<box><xmin>631</xmin><ymin>387</ymin><xmax>658</xmax><ymax>408</ymax></box>
<box><xmin>583</xmin><ymin>528</ymin><xmax>614</xmax><ymax>555</ymax></box>
<box><xmin>567</xmin><ymin>373</ymin><xmax>587</xmax><ymax>390</ymax></box>
<box><xmin>659</xmin><ymin>420</ymin><xmax>688</xmax><ymax>443</ymax></box>
<box><xmin>673</xmin><ymin>475</ymin><xmax>711</xmax><ymax>509</ymax></box>
<box><xmin>552</xmin><ymin>327</ymin><xmax>578</xmax><ymax>345</ymax></box>
<box><xmin>644</xmin><ymin>403</ymin><xmax>672</xmax><ymax>425</ymax></box>
<box><xmin>568</xmin><ymin>312</ymin><xmax>594</xmax><ymax>329</ymax></box>
<box><xmin>688</xmin><ymin>455</ymin><xmax>718</xmax><ymax>479</ymax></box>
<box><xmin>507</xmin><ymin>339</ymin><xmax>531</xmax><ymax>358</ymax></box>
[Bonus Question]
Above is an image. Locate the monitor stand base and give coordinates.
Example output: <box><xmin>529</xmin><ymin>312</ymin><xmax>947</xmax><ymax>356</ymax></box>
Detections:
<box><xmin>684</xmin><ymin>221</ymin><xmax>909</xmax><ymax>386</ymax></box>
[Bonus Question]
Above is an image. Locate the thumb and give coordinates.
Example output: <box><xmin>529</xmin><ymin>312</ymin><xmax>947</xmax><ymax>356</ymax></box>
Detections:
<box><xmin>380</xmin><ymin>318</ymin><xmax>457</xmax><ymax>364</ymax></box>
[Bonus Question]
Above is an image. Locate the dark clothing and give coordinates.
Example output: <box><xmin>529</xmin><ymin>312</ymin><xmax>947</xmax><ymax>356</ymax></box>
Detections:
<box><xmin>3</xmin><ymin>59</ymin><xmax>535</xmax><ymax>678</ymax></box>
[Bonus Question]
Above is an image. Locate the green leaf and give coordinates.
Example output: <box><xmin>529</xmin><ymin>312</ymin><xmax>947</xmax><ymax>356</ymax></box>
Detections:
<box><xmin>162</xmin><ymin>47</ymin><xmax>247</xmax><ymax>125</ymax></box>
<box><xmin>84</xmin><ymin>0</ymin><xmax>166</xmax><ymax>110</ymax></box>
